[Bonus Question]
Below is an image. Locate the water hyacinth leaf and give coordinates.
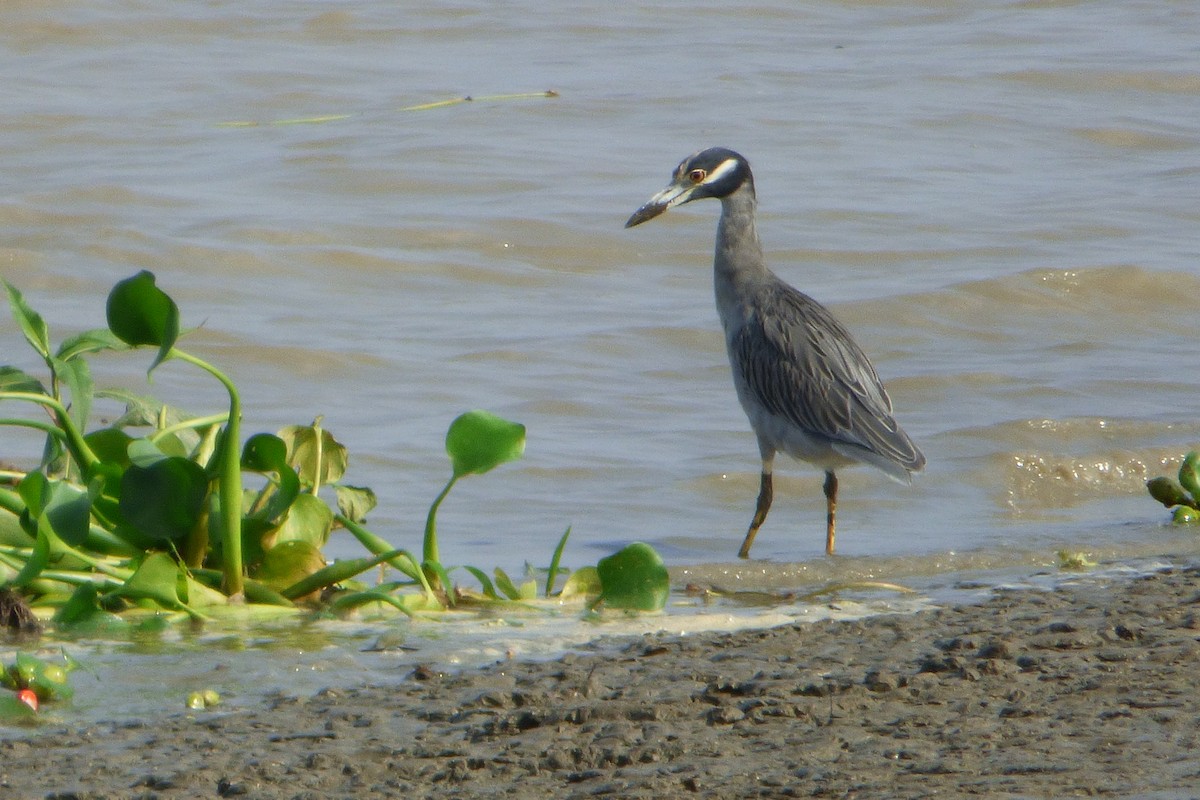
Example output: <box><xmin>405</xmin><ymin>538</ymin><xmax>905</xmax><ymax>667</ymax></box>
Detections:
<box><xmin>85</xmin><ymin>462</ymin><xmax>127</xmax><ymax>533</ymax></box>
<box><xmin>106</xmin><ymin>271</ymin><xmax>179</xmax><ymax>373</ymax></box>
<box><xmin>127</xmin><ymin>437</ymin><xmax>170</xmax><ymax>468</ymax></box>
<box><xmin>279</xmin><ymin>422</ymin><xmax>347</xmax><ymax>488</ymax></box>
<box><xmin>1179</xmin><ymin>451</ymin><xmax>1200</xmax><ymax>500</ymax></box>
<box><xmin>4</xmin><ymin>280</ymin><xmax>50</xmax><ymax>359</ymax></box>
<box><xmin>273</xmin><ymin>493</ymin><xmax>334</xmax><ymax>549</ymax></box>
<box><xmin>17</xmin><ymin>472</ymin><xmax>51</xmax><ymax>518</ymax></box>
<box><xmin>445</xmin><ymin>410</ymin><xmax>526</xmax><ymax>478</ymax></box>
<box><xmin>20</xmin><ymin>476</ymin><xmax>91</xmax><ymax>547</ymax></box>
<box><xmin>1172</xmin><ymin>506</ymin><xmax>1200</xmax><ymax>524</ymax></box>
<box><xmin>0</xmin><ymin>692</ymin><xmax>37</xmax><ymax>723</ymax></box>
<box><xmin>596</xmin><ymin>542</ymin><xmax>670</xmax><ymax>611</ymax></box>
<box><xmin>44</xmin><ymin>483</ymin><xmax>91</xmax><ymax>546</ymax></box>
<box><xmin>13</xmin><ymin>652</ymin><xmax>73</xmax><ymax>702</ymax></box>
<box><xmin>84</xmin><ymin>428</ymin><xmax>135</xmax><ymax>468</ymax></box>
<box><xmin>334</xmin><ymin>484</ymin><xmax>376</xmax><ymax>523</ymax></box>
<box><xmin>1146</xmin><ymin>476</ymin><xmax>1191</xmax><ymax>509</ymax></box>
<box><xmin>10</xmin><ymin>527</ymin><xmax>52</xmax><ymax>588</ymax></box>
<box><xmin>120</xmin><ymin>458</ymin><xmax>209</xmax><ymax>542</ymax></box>
<box><xmin>109</xmin><ymin>552</ymin><xmax>189</xmax><ymax>611</ymax></box>
<box><xmin>241</xmin><ymin>432</ymin><xmax>288</xmax><ymax>473</ymax></box>
<box><xmin>559</xmin><ymin>565</ymin><xmax>601</xmax><ymax>600</ymax></box>
<box><xmin>255</xmin><ymin>540</ymin><xmax>326</xmax><ymax>597</ymax></box>
<box><xmin>53</xmin><ymin>583</ymin><xmax>126</xmax><ymax>630</ymax></box>
<box><xmin>0</xmin><ymin>366</ymin><xmax>47</xmax><ymax>395</ymax></box>
<box><xmin>242</xmin><ymin>433</ymin><xmax>300</xmax><ymax>524</ymax></box>
<box><xmin>0</xmin><ymin>506</ymin><xmax>27</xmax><ymax>548</ymax></box>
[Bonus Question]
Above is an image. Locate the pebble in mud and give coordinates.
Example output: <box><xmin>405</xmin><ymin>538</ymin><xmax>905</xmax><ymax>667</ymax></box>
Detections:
<box><xmin>4</xmin><ymin>564</ymin><xmax>1200</xmax><ymax>799</ymax></box>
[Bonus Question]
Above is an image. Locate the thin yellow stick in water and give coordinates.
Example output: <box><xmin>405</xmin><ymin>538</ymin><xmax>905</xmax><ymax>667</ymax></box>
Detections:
<box><xmin>219</xmin><ymin>90</ymin><xmax>558</xmax><ymax>127</ymax></box>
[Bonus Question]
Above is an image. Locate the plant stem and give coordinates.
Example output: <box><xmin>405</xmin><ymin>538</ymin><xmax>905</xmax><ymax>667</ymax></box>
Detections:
<box><xmin>423</xmin><ymin>475</ymin><xmax>456</xmax><ymax>565</ymax></box>
<box><xmin>0</xmin><ymin>392</ymin><xmax>100</xmax><ymax>471</ymax></box>
<box><xmin>148</xmin><ymin>412</ymin><xmax>229</xmax><ymax>444</ymax></box>
<box><xmin>0</xmin><ymin>418</ymin><xmax>70</xmax><ymax>442</ymax></box>
<box><xmin>169</xmin><ymin>349</ymin><xmax>244</xmax><ymax>598</ymax></box>
<box><xmin>311</xmin><ymin>417</ymin><xmax>323</xmax><ymax>495</ymax></box>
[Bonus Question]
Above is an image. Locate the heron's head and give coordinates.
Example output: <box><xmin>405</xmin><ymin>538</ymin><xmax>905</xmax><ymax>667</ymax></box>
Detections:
<box><xmin>625</xmin><ymin>147</ymin><xmax>754</xmax><ymax>228</ymax></box>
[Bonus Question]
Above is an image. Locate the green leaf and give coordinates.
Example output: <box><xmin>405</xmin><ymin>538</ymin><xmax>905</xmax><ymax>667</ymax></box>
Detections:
<box><xmin>328</xmin><ymin>589</ymin><xmax>434</xmax><ymax>617</ymax></box>
<box><xmin>445</xmin><ymin>410</ymin><xmax>526</xmax><ymax>478</ymax></box>
<box><xmin>334</xmin><ymin>484</ymin><xmax>376</xmax><ymax>523</ymax></box>
<box><xmin>336</xmin><ymin>516</ymin><xmax>422</xmax><ymax>582</ymax></box>
<box><xmin>17</xmin><ymin>472</ymin><xmax>50</xmax><ymax>518</ymax></box>
<box><xmin>53</xmin><ymin>583</ymin><xmax>125</xmax><ymax>629</ymax></box>
<box><xmin>241</xmin><ymin>433</ymin><xmax>288</xmax><ymax>472</ymax></box>
<box><xmin>242</xmin><ymin>433</ymin><xmax>301</xmax><ymax>526</ymax></box>
<box><xmin>119</xmin><ymin>457</ymin><xmax>209</xmax><ymax>542</ymax></box>
<box><xmin>493</xmin><ymin>567</ymin><xmax>537</xmax><ymax>601</ymax></box>
<box><xmin>108</xmin><ymin>552</ymin><xmax>188</xmax><ymax>610</ymax></box>
<box><xmin>83</xmin><ymin>428</ymin><xmax>134</xmax><ymax>468</ymax></box>
<box><xmin>106</xmin><ymin>271</ymin><xmax>179</xmax><ymax>373</ymax></box>
<box><xmin>18</xmin><ymin>475</ymin><xmax>91</xmax><ymax>547</ymax></box>
<box><xmin>4</xmin><ymin>280</ymin><xmax>50</xmax><ymax>359</ymax></box>
<box><xmin>0</xmin><ymin>366</ymin><xmax>46</xmax><ymax>395</ymax></box>
<box><xmin>1179</xmin><ymin>451</ymin><xmax>1200</xmax><ymax>500</ymax></box>
<box><xmin>240</xmin><ymin>578</ymin><xmax>296</xmax><ymax>607</ymax></box>
<box><xmin>255</xmin><ymin>540</ymin><xmax>326</xmax><ymax>596</ymax></box>
<box><xmin>14</xmin><ymin>652</ymin><xmax>73</xmax><ymax>702</ymax></box>
<box><xmin>463</xmin><ymin>565</ymin><xmax>499</xmax><ymax>599</ymax></box>
<box><xmin>1147</xmin><ymin>476</ymin><xmax>1192</xmax><ymax>509</ymax></box>
<box><xmin>596</xmin><ymin>542</ymin><xmax>670</xmax><ymax>611</ymax></box>
<box><xmin>273</xmin><ymin>492</ymin><xmax>333</xmax><ymax>549</ymax></box>
<box><xmin>0</xmin><ymin>692</ymin><xmax>38</xmax><ymax>723</ymax></box>
<box><xmin>127</xmin><ymin>438</ymin><xmax>169</xmax><ymax>468</ymax></box>
<box><xmin>278</xmin><ymin>422</ymin><xmax>347</xmax><ymax>488</ymax></box>
<box><xmin>493</xmin><ymin>567</ymin><xmax>522</xmax><ymax>600</ymax></box>
<box><xmin>56</xmin><ymin>328</ymin><xmax>125</xmax><ymax>361</ymax></box>
<box><xmin>560</xmin><ymin>565</ymin><xmax>601</xmax><ymax>600</ymax></box>
<box><xmin>10</xmin><ymin>527</ymin><xmax>52</xmax><ymax>588</ymax></box>
<box><xmin>49</xmin><ymin>355</ymin><xmax>93</xmax><ymax>438</ymax></box>
<box><xmin>1173</xmin><ymin>506</ymin><xmax>1200</xmax><ymax>524</ymax></box>
<box><xmin>44</xmin><ymin>482</ymin><xmax>91</xmax><ymax>547</ymax></box>
<box><xmin>279</xmin><ymin>548</ymin><xmax>411</xmax><ymax>601</ymax></box>
<box><xmin>545</xmin><ymin>526</ymin><xmax>571</xmax><ymax>597</ymax></box>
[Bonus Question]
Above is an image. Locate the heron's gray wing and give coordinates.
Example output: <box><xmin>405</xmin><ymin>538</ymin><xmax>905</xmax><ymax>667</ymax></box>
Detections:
<box><xmin>732</xmin><ymin>283</ymin><xmax>925</xmax><ymax>473</ymax></box>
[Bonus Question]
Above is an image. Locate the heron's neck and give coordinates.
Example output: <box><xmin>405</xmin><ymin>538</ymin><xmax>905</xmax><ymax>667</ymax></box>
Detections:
<box><xmin>714</xmin><ymin>183</ymin><xmax>769</xmax><ymax>315</ymax></box>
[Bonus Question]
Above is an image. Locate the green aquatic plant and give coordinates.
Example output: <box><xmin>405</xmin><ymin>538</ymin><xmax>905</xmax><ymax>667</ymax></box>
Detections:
<box><xmin>1147</xmin><ymin>450</ymin><xmax>1200</xmax><ymax>524</ymax></box>
<box><xmin>0</xmin><ymin>273</ymin><xmax>671</xmax><ymax>628</ymax></box>
<box><xmin>0</xmin><ymin>650</ymin><xmax>78</xmax><ymax>721</ymax></box>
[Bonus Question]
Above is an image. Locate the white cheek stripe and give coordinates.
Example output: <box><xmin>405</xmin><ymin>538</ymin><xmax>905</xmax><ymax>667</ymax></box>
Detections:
<box><xmin>701</xmin><ymin>158</ymin><xmax>739</xmax><ymax>186</ymax></box>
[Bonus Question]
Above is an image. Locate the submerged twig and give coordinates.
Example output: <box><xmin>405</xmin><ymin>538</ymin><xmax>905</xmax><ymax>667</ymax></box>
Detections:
<box><xmin>219</xmin><ymin>90</ymin><xmax>559</xmax><ymax>127</ymax></box>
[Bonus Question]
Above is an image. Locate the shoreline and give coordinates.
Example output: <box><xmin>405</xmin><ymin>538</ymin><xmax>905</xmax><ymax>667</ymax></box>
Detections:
<box><xmin>3</xmin><ymin>560</ymin><xmax>1199</xmax><ymax>798</ymax></box>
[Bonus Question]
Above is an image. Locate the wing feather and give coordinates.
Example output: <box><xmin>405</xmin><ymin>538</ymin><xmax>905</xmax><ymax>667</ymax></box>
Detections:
<box><xmin>732</xmin><ymin>282</ymin><xmax>925</xmax><ymax>473</ymax></box>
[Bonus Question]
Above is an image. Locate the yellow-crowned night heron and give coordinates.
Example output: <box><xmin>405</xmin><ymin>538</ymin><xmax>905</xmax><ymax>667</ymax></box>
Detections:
<box><xmin>625</xmin><ymin>147</ymin><xmax>925</xmax><ymax>557</ymax></box>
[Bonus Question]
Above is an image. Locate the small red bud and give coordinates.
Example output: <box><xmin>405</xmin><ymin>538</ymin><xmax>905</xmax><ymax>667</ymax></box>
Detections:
<box><xmin>16</xmin><ymin>689</ymin><xmax>38</xmax><ymax>712</ymax></box>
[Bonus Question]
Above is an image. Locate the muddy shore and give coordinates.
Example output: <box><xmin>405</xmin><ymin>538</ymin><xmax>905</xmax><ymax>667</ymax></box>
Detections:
<box><xmin>3</xmin><ymin>562</ymin><xmax>1200</xmax><ymax>799</ymax></box>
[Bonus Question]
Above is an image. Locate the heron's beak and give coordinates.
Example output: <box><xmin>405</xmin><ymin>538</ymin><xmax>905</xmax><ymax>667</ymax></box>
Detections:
<box><xmin>625</xmin><ymin>180</ymin><xmax>695</xmax><ymax>228</ymax></box>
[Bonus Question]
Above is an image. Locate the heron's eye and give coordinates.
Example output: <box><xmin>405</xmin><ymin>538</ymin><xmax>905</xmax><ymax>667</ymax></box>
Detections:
<box><xmin>688</xmin><ymin>169</ymin><xmax>706</xmax><ymax>183</ymax></box>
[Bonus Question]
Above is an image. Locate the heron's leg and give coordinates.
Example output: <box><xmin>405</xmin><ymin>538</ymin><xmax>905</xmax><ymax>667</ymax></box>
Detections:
<box><xmin>738</xmin><ymin>456</ymin><xmax>774</xmax><ymax>559</ymax></box>
<box><xmin>823</xmin><ymin>470</ymin><xmax>838</xmax><ymax>555</ymax></box>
